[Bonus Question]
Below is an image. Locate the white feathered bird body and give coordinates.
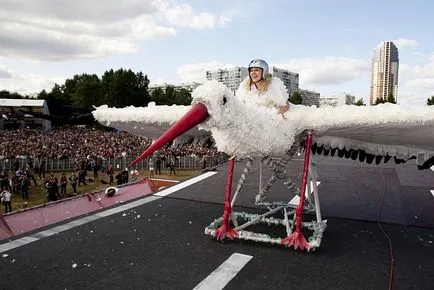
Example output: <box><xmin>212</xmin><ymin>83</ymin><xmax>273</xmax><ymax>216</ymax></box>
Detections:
<box><xmin>93</xmin><ymin>80</ymin><xmax>434</xmax><ymax>167</ymax></box>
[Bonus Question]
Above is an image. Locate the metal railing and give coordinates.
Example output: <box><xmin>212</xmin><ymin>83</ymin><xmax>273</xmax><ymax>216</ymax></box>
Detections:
<box><xmin>0</xmin><ymin>154</ymin><xmax>228</xmax><ymax>172</ymax></box>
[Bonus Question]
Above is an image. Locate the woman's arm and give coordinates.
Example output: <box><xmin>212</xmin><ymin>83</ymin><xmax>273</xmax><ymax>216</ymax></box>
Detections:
<box><xmin>278</xmin><ymin>101</ymin><xmax>290</xmax><ymax>114</ymax></box>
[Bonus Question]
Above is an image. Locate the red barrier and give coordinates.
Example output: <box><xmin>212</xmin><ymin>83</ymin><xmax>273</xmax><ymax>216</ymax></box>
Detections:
<box><xmin>5</xmin><ymin>195</ymin><xmax>103</xmax><ymax>236</ymax></box>
<box><xmin>0</xmin><ymin>179</ymin><xmax>156</xmax><ymax>241</ymax></box>
<box><xmin>0</xmin><ymin>216</ymin><xmax>14</xmax><ymax>240</ymax></box>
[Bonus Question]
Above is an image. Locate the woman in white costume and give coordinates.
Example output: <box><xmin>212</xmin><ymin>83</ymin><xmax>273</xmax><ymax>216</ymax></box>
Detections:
<box><xmin>236</xmin><ymin>59</ymin><xmax>290</xmax><ymax>117</ymax></box>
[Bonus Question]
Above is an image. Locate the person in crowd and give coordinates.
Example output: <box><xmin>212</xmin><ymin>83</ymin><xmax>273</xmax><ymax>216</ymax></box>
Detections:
<box><xmin>169</xmin><ymin>157</ymin><xmax>176</xmax><ymax>175</ymax></box>
<box><xmin>155</xmin><ymin>157</ymin><xmax>162</xmax><ymax>174</ymax></box>
<box><xmin>60</xmin><ymin>173</ymin><xmax>68</xmax><ymax>196</ymax></box>
<box><xmin>130</xmin><ymin>167</ymin><xmax>139</xmax><ymax>181</ymax></box>
<box><xmin>0</xmin><ymin>170</ymin><xmax>8</xmax><ymax>191</ymax></box>
<box><xmin>20</xmin><ymin>174</ymin><xmax>29</xmax><ymax>199</ymax></box>
<box><xmin>1</xmin><ymin>189</ymin><xmax>12</xmax><ymax>213</ymax></box>
<box><xmin>148</xmin><ymin>158</ymin><xmax>154</xmax><ymax>178</ymax></box>
<box><xmin>69</xmin><ymin>172</ymin><xmax>78</xmax><ymax>194</ymax></box>
<box><xmin>107</xmin><ymin>164</ymin><xmax>114</xmax><ymax>184</ymax></box>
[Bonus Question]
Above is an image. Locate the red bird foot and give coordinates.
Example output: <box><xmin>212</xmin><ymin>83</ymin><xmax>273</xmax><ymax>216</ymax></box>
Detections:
<box><xmin>281</xmin><ymin>232</ymin><xmax>311</xmax><ymax>251</ymax></box>
<box><xmin>215</xmin><ymin>224</ymin><xmax>238</xmax><ymax>241</ymax></box>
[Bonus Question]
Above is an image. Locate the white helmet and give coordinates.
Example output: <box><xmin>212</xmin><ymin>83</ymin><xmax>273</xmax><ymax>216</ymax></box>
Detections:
<box><xmin>248</xmin><ymin>59</ymin><xmax>269</xmax><ymax>79</ymax></box>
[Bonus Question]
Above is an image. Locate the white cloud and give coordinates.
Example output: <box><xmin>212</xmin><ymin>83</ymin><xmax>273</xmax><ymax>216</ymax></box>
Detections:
<box><xmin>177</xmin><ymin>61</ymin><xmax>235</xmax><ymax>82</ymax></box>
<box><xmin>217</xmin><ymin>15</ymin><xmax>232</xmax><ymax>27</ymax></box>
<box><xmin>150</xmin><ymin>78</ymin><xmax>170</xmax><ymax>85</ymax></box>
<box><xmin>158</xmin><ymin>3</ymin><xmax>217</xmax><ymax>30</ymax></box>
<box><xmin>0</xmin><ymin>0</ymin><xmax>231</xmax><ymax>61</ymax></box>
<box><xmin>393</xmin><ymin>38</ymin><xmax>418</xmax><ymax>48</ymax></box>
<box><xmin>0</xmin><ymin>67</ymin><xmax>65</xmax><ymax>95</ymax></box>
<box><xmin>411</xmin><ymin>51</ymin><xmax>424</xmax><ymax>57</ymax></box>
<box><xmin>273</xmin><ymin>57</ymin><xmax>370</xmax><ymax>87</ymax></box>
<box><xmin>405</xmin><ymin>78</ymin><xmax>434</xmax><ymax>90</ymax></box>
<box><xmin>397</xmin><ymin>53</ymin><xmax>434</xmax><ymax>106</ymax></box>
<box><xmin>0</xmin><ymin>65</ymin><xmax>13</xmax><ymax>79</ymax></box>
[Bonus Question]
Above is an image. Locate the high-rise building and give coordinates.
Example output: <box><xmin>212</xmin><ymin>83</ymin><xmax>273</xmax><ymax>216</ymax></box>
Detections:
<box><xmin>272</xmin><ymin>67</ymin><xmax>299</xmax><ymax>96</ymax></box>
<box><xmin>369</xmin><ymin>41</ymin><xmax>399</xmax><ymax>105</ymax></box>
<box><xmin>299</xmin><ymin>89</ymin><xmax>320</xmax><ymax>107</ymax></box>
<box><xmin>206</xmin><ymin>67</ymin><xmax>249</xmax><ymax>93</ymax></box>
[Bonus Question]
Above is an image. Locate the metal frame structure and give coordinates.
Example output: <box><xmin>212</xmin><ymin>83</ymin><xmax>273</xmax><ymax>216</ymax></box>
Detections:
<box><xmin>204</xmin><ymin>131</ymin><xmax>327</xmax><ymax>251</ymax></box>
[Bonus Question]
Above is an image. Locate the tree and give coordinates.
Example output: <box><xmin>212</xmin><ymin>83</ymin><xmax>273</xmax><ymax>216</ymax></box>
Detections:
<box><xmin>427</xmin><ymin>96</ymin><xmax>434</xmax><ymax>106</ymax></box>
<box><xmin>173</xmin><ymin>88</ymin><xmax>192</xmax><ymax>105</ymax></box>
<box><xmin>73</xmin><ymin>74</ymin><xmax>102</xmax><ymax>107</ymax></box>
<box><xmin>100</xmin><ymin>68</ymin><xmax>149</xmax><ymax>107</ymax></box>
<box><xmin>164</xmin><ymin>85</ymin><xmax>176</xmax><ymax>104</ymax></box>
<box><xmin>354</xmin><ymin>98</ymin><xmax>365</xmax><ymax>106</ymax></box>
<box><xmin>150</xmin><ymin>87</ymin><xmax>166</xmax><ymax>105</ymax></box>
<box><xmin>37</xmin><ymin>89</ymin><xmax>49</xmax><ymax>100</ymax></box>
<box><xmin>0</xmin><ymin>90</ymin><xmax>26</xmax><ymax>99</ymax></box>
<box><xmin>374</xmin><ymin>97</ymin><xmax>385</xmax><ymax>105</ymax></box>
<box><xmin>289</xmin><ymin>91</ymin><xmax>302</xmax><ymax>104</ymax></box>
<box><xmin>345</xmin><ymin>94</ymin><xmax>356</xmax><ymax>105</ymax></box>
<box><xmin>387</xmin><ymin>92</ymin><xmax>396</xmax><ymax>104</ymax></box>
<box><xmin>62</xmin><ymin>75</ymin><xmax>82</xmax><ymax>104</ymax></box>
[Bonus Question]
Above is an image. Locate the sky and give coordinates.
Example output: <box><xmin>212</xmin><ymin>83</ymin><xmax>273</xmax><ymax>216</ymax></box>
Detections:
<box><xmin>0</xmin><ymin>0</ymin><xmax>433</xmax><ymax>107</ymax></box>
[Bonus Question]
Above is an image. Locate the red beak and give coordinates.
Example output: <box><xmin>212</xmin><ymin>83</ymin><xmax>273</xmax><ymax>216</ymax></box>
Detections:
<box><xmin>130</xmin><ymin>103</ymin><xmax>209</xmax><ymax>166</ymax></box>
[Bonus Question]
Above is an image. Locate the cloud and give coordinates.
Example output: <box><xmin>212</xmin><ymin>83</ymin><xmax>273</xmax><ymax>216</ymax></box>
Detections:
<box><xmin>0</xmin><ymin>66</ymin><xmax>13</xmax><ymax>79</ymax></box>
<box><xmin>393</xmin><ymin>38</ymin><xmax>418</xmax><ymax>48</ymax></box>
<box><xmin>397</xmin><ymin>54</ymin><xmax>434</xmax><ymax>106</ymax></box>
<box><xmin>158</xmin><ymin>2</ymin><xmax>226</xmax><ymax>30</ymax></box>
<box><xmin>150</xmin><ymin>77</ymin><xmax>170</xmax><ymax>85</ymax></box>
<box><xmin>411</xmin><ymin>52</ymin><xmax>424</xmax><ymax>57</ymax></box>
<box><xmin>0</xmin><ymin>67</ymin><xmax>65</xmax><ymax>95</ymax></box>
<box><xmin>273</xmin><ymin>57</ymin><xmax>370</xmax><ymax>86</ymax></box>
<box><xmin>0</xmin><ymin>0</ymin><xmax>231</xmax><ymax>61</ymax></box>
<box><xmin>177</xmin><ymin>61</ymin><xmax>235</xmax><ymax>82</ymax></box>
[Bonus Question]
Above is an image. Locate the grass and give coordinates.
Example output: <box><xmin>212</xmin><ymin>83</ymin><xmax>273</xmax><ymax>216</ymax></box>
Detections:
<box><xmin>2</xmin><ymin>169</ymin><xmax>202</xmax><ymax>214</ymax></box>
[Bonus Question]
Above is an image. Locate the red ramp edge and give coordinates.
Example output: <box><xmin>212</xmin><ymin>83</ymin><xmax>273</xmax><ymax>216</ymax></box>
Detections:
<box><xmin>0</xmin><ymin>179</ymin><xmax>158</xmax><ymax>242</ymax></box>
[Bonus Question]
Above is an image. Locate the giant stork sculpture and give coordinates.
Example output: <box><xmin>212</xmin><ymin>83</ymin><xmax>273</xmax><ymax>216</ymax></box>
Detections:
<box><xmin>93</xmin><ymin>81</ymin><xmax>434</xmax><ymax>251</ymax></box>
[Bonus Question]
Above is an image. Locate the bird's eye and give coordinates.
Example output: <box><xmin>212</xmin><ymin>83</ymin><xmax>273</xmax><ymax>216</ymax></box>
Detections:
<box><xmin>222</xmin><ymin>96</ymin><xmax>228</xmax><ymax>105</ymax></box>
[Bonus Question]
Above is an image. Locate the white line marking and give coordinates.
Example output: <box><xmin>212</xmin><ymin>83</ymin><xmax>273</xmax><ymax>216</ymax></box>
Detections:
<box><xmin>155</xmin><ymin>171</ymin><xmax>218</xmax><ymax>197</ymax></box>
<box><xmin>430</xmin><ymin>190</ymin><xmax>434</xmax><ymax>198</ymax></box>
<box><xmin>289</xmin><ymin>181</ymin><xmax>321</xmax><ymax>206</ymax></box>
<box><xmin>0</xmin><ymin>172</ymin><xmax>218</xmax><ymax>254</ymax></box>
<box><xmin>149</xmin><ymin>178</ymin><xmax>180</xmax><ymax>183</ymax></box>
<box><xmin>193</xmin><ymin>253</ymin><xmax>253</xmax><ymax>290</ymax></box>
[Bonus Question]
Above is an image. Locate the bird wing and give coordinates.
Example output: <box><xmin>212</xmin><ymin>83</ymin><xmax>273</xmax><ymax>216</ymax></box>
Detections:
<box><xmin>289</xmin><ymin>104</ymin><xmax>434</xmax><ymax>169</ymax></box>
<box><xmin>92</xmin><ymin>104</ymin><xmax>211</xmax><ymax>139</ymax></box>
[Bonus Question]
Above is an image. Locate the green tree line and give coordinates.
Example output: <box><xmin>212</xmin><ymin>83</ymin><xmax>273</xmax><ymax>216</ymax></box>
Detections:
<box><xmin>37</xmin><ymin>69</ymin><xmax>151</xmax><ymax>109</ymax></box>
<box><xmin>0</xmin><ymin>68</ymin><xmax>194</xmax><ymax>125</ymax></box>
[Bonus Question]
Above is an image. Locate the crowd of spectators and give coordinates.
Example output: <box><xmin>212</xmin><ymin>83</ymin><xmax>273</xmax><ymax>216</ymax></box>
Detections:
<box><xmin>0</xmin><ymin>127</ymin><xmax>220</xmax><ymax>163</ymax></box>
<box><xmin>0</xmin><ymin>127</ymin><xmax>151</xmax><ymax>160</ymax></box>
<box><xmin>0</xmin><ymin>127</ymin><xmax>224</xmax><ymax>212</ymax></box>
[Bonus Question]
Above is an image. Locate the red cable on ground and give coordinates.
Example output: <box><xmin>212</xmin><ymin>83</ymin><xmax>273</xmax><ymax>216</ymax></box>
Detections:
<box><xmin>377</xmin><ymin>173</ymin><xmax>395</xmax><ymax>290</ymax></box>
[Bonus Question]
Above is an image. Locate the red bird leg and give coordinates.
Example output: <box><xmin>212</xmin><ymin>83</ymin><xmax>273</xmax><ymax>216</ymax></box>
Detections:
<box><xmin>215</xmin><ymin>156</ymin><xmax>238</xmax><ymax>241</ymax></box>
<box><xmin>281</xmin><ymin>131</ymin><xmax>313</xmax><ymax>251</ymax></box>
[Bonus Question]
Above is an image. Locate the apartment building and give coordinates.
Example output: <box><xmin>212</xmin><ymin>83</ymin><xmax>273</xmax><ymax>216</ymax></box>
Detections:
<box><xmin>369</xmin><ymin>41</ymin><xmax>399</xmax><ymax>105</ymax></box>
<box><xmin>272</xmin><ymin>67</ymin><xmax>299</xmax><ymax>96</ymax></box>
<box><xmin>205</xmin><ymin>67</ymin><xmax>249</xmax><ymax>93</ymax></box>
<box><xmin>299</xmin><ymin>89</ymin><xmax>320</xmax><ymax>107</ymax></box>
